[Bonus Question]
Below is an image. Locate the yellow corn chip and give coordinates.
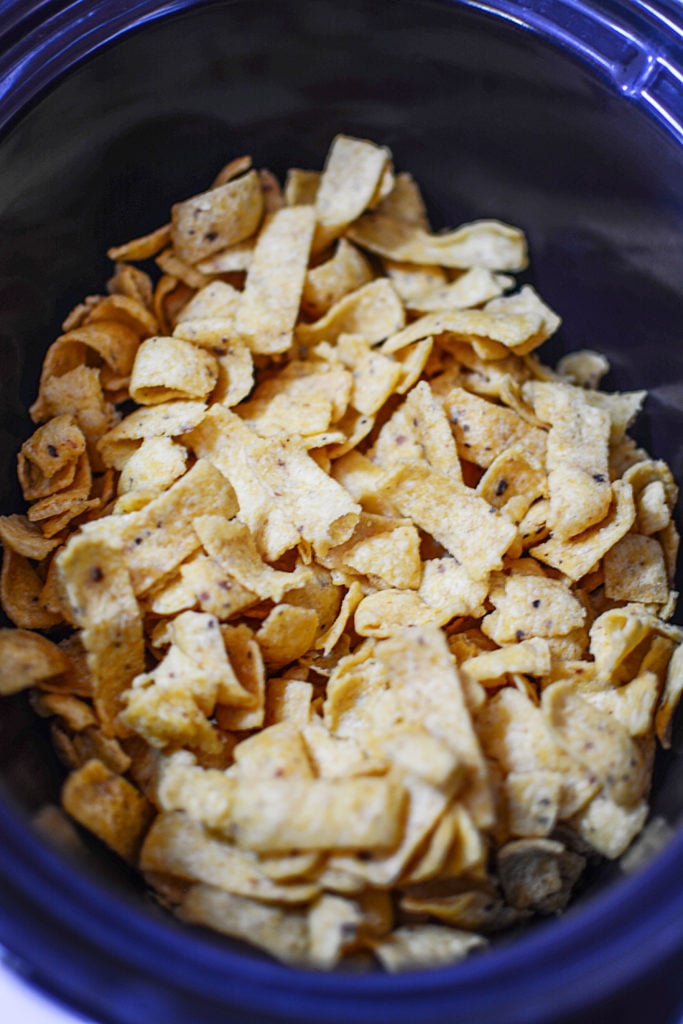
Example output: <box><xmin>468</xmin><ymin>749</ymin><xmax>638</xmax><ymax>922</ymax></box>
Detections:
<box><xmin>234</xmin><ymin>205</ymin><xmax>315</xmax><ymax>354</ymax></box>
<box><xmin>18</xmin><ymin>415</ymin><xmax>86</xmax><ymax>501</ymax></box>
<box><xmin>256</xmin><ymin>604</ymin><xmax>319</xmax><ymax>670</ymax></box>
<box><xmin>107</xmin><ymin>223</ymin><xmax>171</xmax><ymax>262</ymax></box>
<box><xmin>303</xmin><ymin>239</ymin><xmax>374</xmax><ymax>318</ymax></box>
<box><xmin>296</xmin><ymin>278</ymin><xmax>405</xmax><ymax>349</ymax></box>
<box><xmin>313</xmin><ymin>134</ymin><xmax>392</xmax><ymax>251</ymax></box>
<box><xmin>442</xmin><ymin>386</ymin><xmax>547</xmax><ymax>469</ymax></box>
<box><xmin>531</xmin><ymin>480</ymin><xmax>636</xmax><ymax>580</ymax></box>
<box><xmin>463</xmin><ymin>637</ymin><xmax>551</xmax><ymax>682</ymax></box>
<box><xmin>407</xmin><ymin>266</ymin><xmax>511</xmax><ymax>313</ymax></box>
<box><xmin>0</xmin><ymin>514</ymin><xmax>60</xmax><ymax>561</ymax></box>
<box><xmin>264</xmin><ymin>678</ymin><xmax>313</xmax><ymax>727</ymax></box>
<box><xmin>192</xmin><ymin>515</ymin><xmax>311</xmax><ymax>602</ymax></box>
<box><xmin>543</xmin><ymin>681</ymin><xmax>649</xmax><ymax>807</ymax></box>
<box><xmin>228</xmin><ymin>775</ymin><xmax>407</xmax><ymax>852</ymax></box>
<box><xmin>171</xmin><ymin>169</ymin><xmax>264</xmax><ymax>264</ymax></box>
<box><xmin>57</xmin><ymin>532</ymin><xmax>144</xmax><ymax>732</ymax></box>
<box><xmin>529</xmin><ymin>381</ymin><xmax>612</xmax><ymax>540</ymax></box>
<box><xmin>571</xmin><ymin>794</ymin><xmax>649</xmax><ymax>858</ymax></box>
<box><xmin>482</xmin><ymin>575</ymin><xmax>586</xmax><ymax>644</ymax></box>
<box><xmin>655</xmin><ymin>642</ymin><xmax>683</xmax><ymax>748</ymax></box>
<box><xmin>376</xmin><ymin>461</ymin><xmax>516</xmax><ymax>580</ymax></box>
<box><xmin>604</xmin><ymin>533</ymin><xmax>669</xmax><ymax>604</ymax></box>
<box><xmin>371</xmin><ymin>381</ymin><xmax>462</xmax><ymax>483</ymax></box>
<box><xmin>504</xmin><ymin>771</ymin><xmax>562</xmax><ymax>837</ymax></box>
<box><xmin>348</xmin><ymin>212</ymin><xmax>527</xmax><ymax>270</ymax></box>
<box><xmin>140</xmin><ymin>812</ymin><xmax>319</xmax><ymax>903</ymax></box>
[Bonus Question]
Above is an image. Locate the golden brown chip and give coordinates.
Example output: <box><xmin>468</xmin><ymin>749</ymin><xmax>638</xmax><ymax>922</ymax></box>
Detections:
<box><xmin>107</xmin><ymin>223</ymin><xmax>171</xmax><ymax>263</ymax></box>
<box><xmin>0</xmin><ymin>515</ymin><xmax>59</xmax><ymax>560</ymax></box>
<box><xmin>62</xmin><ymin>759</ymin><xmax>153</xmax><ymax>862</ymax></box>
<box><xmin>1</xmin><ymin>547</ymin><xmax>63</xmax><ymax>629</ymax></box>
<box><xmin>0</xmin><ymin>628</ymin><xmax>70</xmax><ymax>695</ymax></box>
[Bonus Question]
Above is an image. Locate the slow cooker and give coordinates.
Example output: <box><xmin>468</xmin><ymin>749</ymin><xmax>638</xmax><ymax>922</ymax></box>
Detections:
<box><xmin>1</xmin><ymin>2</ymin><xmax>682</xmax><ymax>1022</ymax></box>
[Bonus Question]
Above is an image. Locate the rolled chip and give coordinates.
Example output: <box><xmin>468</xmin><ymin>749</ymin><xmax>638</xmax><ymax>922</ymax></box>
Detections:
<box><xmin>129</xmin><ymin>336</ymin><xmax>218</xmax><ymax>404</ymax></box>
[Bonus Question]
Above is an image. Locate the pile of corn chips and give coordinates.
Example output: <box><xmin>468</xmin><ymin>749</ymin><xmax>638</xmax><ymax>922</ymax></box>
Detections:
<box><xmin>1</xmin><ymin>135</ymin><xmax>682</xmax><ymax>971</ymax></box>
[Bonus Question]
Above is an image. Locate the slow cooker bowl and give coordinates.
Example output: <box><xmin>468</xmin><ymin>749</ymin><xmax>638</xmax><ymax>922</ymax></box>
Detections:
<box><xmin>1</xmin><ymin>1</ymin><xmax>683</xmax><ymax>1022</ymax></box>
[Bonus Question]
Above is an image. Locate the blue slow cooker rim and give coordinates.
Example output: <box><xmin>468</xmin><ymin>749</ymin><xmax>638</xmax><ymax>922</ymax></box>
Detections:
<box><xmin>1</xmin><ymin>0</ymin><xmax>683</xmax><ymax>142</ymax></box>
<box><xmin>1</xmin><ymin>0</ymin><xmax>683</xmax><ymax>1020</ymax></box>
<box><xmin>0</xmin><ymin>0</ymin><xmax>681</xmax><ymax>143</ymax></box>
<box><xmin>2</xmin><ymin>786</ymin><xmax>683</xmax><ymax>1022</ymax></box>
